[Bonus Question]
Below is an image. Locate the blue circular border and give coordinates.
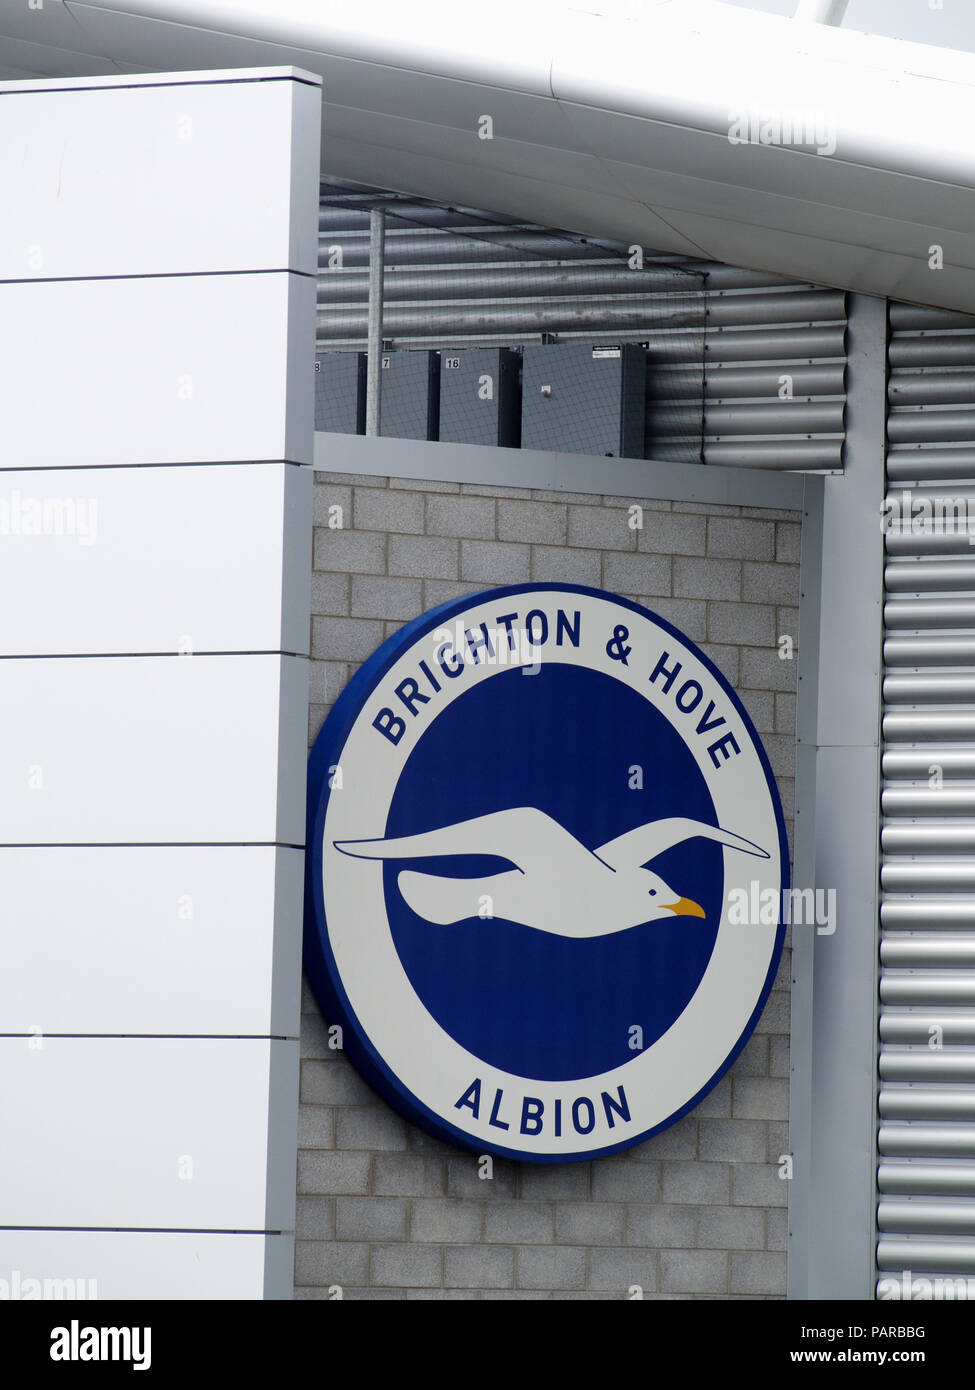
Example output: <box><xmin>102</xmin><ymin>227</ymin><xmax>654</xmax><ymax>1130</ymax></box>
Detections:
<box><xmin>303</xmin><ymin>582</ymin><xmax>789</xmax><ymax>1164</ymax></box>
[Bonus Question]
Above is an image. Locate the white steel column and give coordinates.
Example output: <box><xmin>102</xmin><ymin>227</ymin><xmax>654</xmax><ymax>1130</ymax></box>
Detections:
<box><xmin>0</xmin><ymin>67</ymin><xmax>321</xmax><ymax>1299</ymax></box>
<box><xmin>789</xmin><ymin>293</ymin><xmax>887</xmax><ymax>1298</ymax></box>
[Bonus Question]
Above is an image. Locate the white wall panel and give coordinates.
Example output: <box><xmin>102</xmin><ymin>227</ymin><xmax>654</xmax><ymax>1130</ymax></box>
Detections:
<box><xmin>0</xmin><ymin>845</ymin><xmax>302</xmax><ymax>1036</ymax></box>
<box><xmin>0</xmin><ymin>654</ymin><xmax>309</xmax><ymax>844</ymax></box>
<box><xmin>0</xmin><ymin>71</ymin><xmax>321</xmax><ymax>279</ymax></box>
<box><xmin>0</xmin><ymin>464</ymin><xmax>312</xmax><ymax>657</ymax></box>
<box><xmin>285</xmin><ymin>267</ymin><xmax>318</xmax><ymax>467</ymax></box>
<box><xmin>0</xmin><ymin>64</ymin><xmax>319</xmax><ymax>1299</ymax></box>
<box><xmin>0</xmin><ymin>1230</ymin><xmax>293</xmax><ymax>1301</ymax></box>
<box><xmin>0</xmin><ymin>272</ymin><xmax>309</xmax><ymax>468</ymax></box>
<box><xmin>0</xmin><ymin>1038</ymin><xmax>297</xmax><ymax>1230</ymax></box>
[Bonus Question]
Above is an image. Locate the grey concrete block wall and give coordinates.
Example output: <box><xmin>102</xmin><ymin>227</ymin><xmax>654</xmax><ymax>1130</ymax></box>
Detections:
<box><xmin>298</xmin><ymin>471</ymin><xmax>800</xmax><ymax>1301</ymax></box>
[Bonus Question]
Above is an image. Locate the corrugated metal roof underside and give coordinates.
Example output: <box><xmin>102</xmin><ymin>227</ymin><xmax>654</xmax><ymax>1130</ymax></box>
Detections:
<box><xmin>317</xmin><ymin>182</ymin><xmax>847</xmax><ymax>470</ymax></box>
<box><xmin>879</xmin><ymin>301</ymin><xmax>975</xmax><ymax>1292</ymax></box>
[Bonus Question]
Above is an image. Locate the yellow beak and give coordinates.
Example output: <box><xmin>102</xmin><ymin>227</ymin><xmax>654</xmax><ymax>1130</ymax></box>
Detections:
<box><xmin>670</xmin><ymin>896</ymin><xmax>706</xmax><ymax>918</ymax></box>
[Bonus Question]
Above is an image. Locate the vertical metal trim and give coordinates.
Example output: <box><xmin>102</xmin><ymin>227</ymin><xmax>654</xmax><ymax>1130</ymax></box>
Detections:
<box><xmin>788</xmin><ymin>294</ymin><xmax>886</xmax><ymax>1298</ymax></box>
<box><xmin>787</xmin><ymin>471</ymin><xmax>824</xmax><ymax>1300</ymax></box>
<box><xmin>365</xmin><ymin>207</ymin><xmax>385</xmax><ymax>436</ymax></box>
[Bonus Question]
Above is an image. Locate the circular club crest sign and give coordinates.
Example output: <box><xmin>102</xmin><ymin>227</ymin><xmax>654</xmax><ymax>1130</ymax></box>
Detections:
<box><xmin>305</xmin><ymin>583</ymin><xmax>787</xmax><ymax>1163</ymax></box>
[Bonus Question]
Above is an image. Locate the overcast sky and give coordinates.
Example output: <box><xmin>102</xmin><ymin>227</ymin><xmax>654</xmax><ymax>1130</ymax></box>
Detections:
<box><xmin>718</xmin><ymin>0</ymin><xmax>975</xmax><ymax>53</ymax></box>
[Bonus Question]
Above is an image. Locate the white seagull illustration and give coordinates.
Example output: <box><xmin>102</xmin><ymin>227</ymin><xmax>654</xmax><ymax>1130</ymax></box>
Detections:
<box><xmin>334</xmin><ymin>807</ymin><xmax>769</xmax><ymax>938</ymax></box>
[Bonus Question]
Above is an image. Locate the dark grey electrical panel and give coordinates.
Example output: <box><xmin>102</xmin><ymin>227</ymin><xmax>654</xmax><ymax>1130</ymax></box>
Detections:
<box><xmin>520</xmin><ymin>343</ymin><xmax>646</xmax><ymax>458</ymax></box>
<box><xmin>378</xmin><ymin>350</ymin><xmax>441</xmax><ymax>441</ymax></box>
<box><xmin>438</xmin><ymin>348</ymin><xmax>521</xmax><ymax>447</ymax></box>
<box><xmin>315</xmin><ymin>352</ymin><xmax>366</xmax><ymax>434</ymax></box>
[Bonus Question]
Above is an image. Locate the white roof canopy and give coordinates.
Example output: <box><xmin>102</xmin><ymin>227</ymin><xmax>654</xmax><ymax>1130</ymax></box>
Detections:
<box><xmin>3</xmin><ymin>0</ymin><xmax>975</xmax><ymax>311</ymax></box>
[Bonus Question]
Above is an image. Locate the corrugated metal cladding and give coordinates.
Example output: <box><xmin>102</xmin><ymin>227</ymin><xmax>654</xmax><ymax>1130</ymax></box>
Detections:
<box><xmin>879</xmin><ymin>302</ymin><xmax>975</xmax><ymax>1295</ymax></box>
<box><xmin>317</xmin><ymin>180</ymin><xmax>847</xmax><ymax>470</ymax></box>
